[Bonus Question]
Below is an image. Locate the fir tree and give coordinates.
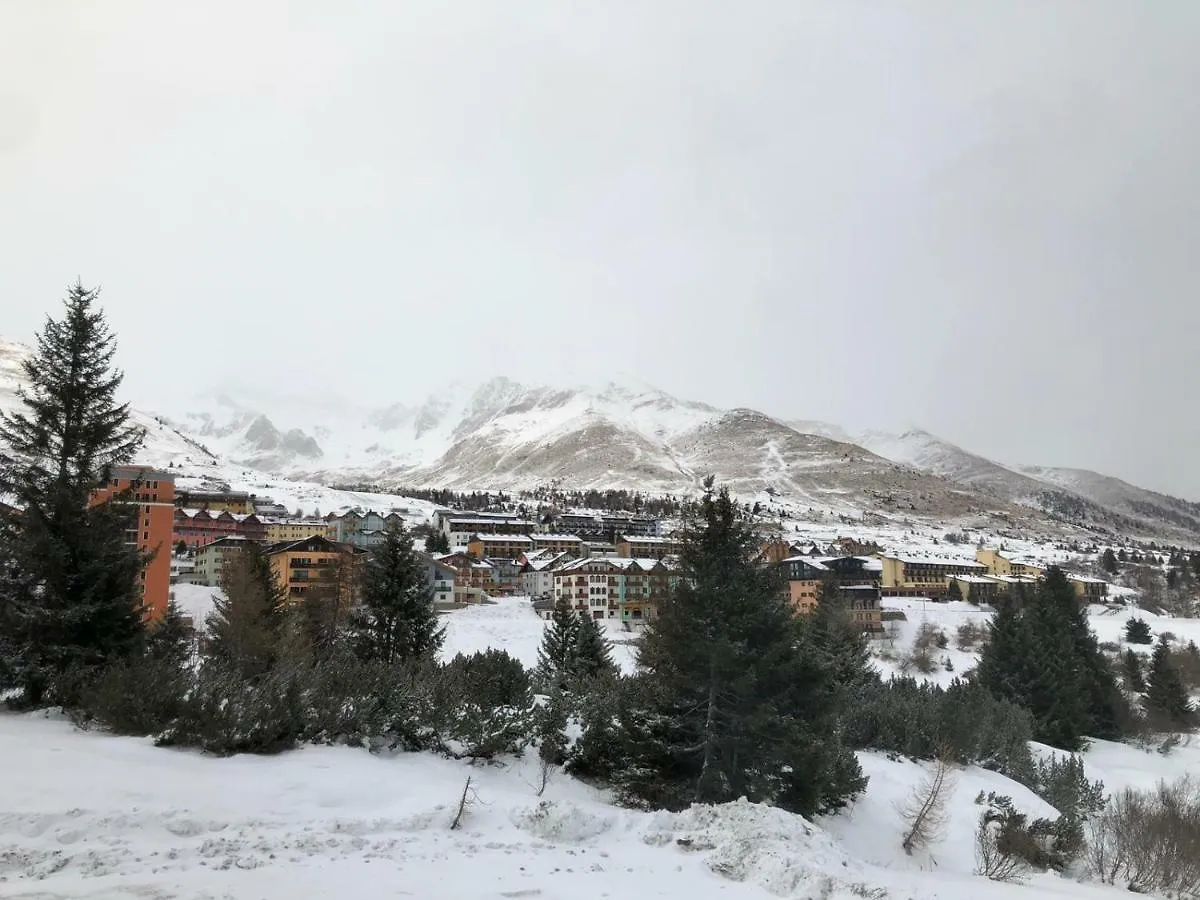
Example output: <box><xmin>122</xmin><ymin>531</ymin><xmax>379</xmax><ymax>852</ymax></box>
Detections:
<box><xmin>1101</xmin><ymin>549</ymin><xmax>1119</xmax><ymax>575</ymax></box>
<box><xmin>424</xmin><ymin>530</ymin><xmax>451</xmax><ymax>555</ymax></box>
<box><xmin>1124</xmin><ymin>617</ymin><xmax>1153</xmax><ymax>645</ymax></box>
<box><xmin>350</xmin><ymin>523</ymin><xmax>444</xmax><ymax>663</ymax></box>
<box><xmin>1121</xmin><ymin>648</ymin><xmax>1145</xmax><ymax>693</ymax></box>
<box><xmin>573</xmin><ymin>613</ymin><xmax>616</xmax><ymax>681</ymax></box>
<box><xmin>811</xmin><ymin>578</ymin><xmax>877</xmax><ymax>697</ymax></box>
<box><xmin>145</xmin><ymin>600</ymin><xmax>195</xmax><ymax>671</ymax></box>
<box><xmin>0</xmin><ymin>284</ymin><xmax>147</xmax><ymax>705</ymax></box>
<box><xmin>535</xmin><ymin>596</ymin><xmax>579</xmax><ymax>688</ymax></box>
<box><xmin>175</xmin><ymin>540</ymin><xmax>188</xmax><ymax>556</ymax></box>
<box><xmin>207</xmin><ymin>544</ymin><xmax>286</xmax><ymax>678</ymax></box>
<box><xmin>1146</xmin><ymin>636</ymin><xmax>1193</xmax><ymax>727</ymax></box>
<box><xmin>945</xmin><ymin>578</ymin><xmax>964</xmax><ymax>603</ymax></box>
<box><xmin>976</xmin><ymin>570</ymin><xmax>1110</xmax><ymax>751</ymax></box>
<box><xmin>608</xmin><ymin>478</ymin><xmax>865</xmax><ymax>816</ymax></box>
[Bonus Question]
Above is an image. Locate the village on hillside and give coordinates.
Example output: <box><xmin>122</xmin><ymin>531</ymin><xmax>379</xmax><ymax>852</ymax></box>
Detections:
<box><xmin>88</xmin><ymin>464</ymin><xmax>1136</xmax><ymax>640</ymax></box>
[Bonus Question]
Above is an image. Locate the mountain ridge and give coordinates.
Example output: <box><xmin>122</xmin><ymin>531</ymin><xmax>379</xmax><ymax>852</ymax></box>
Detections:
<box><xmin>1</xmin><ymin>335</ymin><xmax>1196</xmax><ymax>543</ymax></box>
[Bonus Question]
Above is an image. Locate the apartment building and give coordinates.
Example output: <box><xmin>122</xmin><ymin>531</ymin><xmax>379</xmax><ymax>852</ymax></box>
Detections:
<box><xmin>193</xmin><ymin>535</ymin><xmax>253</xmax><ymax>587</ymax></box>
<box><xmin>89</xmin><ymin>465</ymin><xmax>176</xmax><ymax>621</ymax></box>
<box><xmin>529</xmin><ymin>533</ymin><xmax>584</xmax><ymax>556</ymax></box>
<box><xmin>174</xmin><ymin>489</ymin><xmax>253</xmax><ymax>514</ymax></box>
<box><xmin>975</xmin><ymin>548</ymin><xmax>1046</xmax><ymax>579</ymax></box>
<box><xmin>879</xmin><ymin>554</ymin><xmax>989</xmax><ymax>595</ymax></box>
<box><xmin>261</xmin><ymin>518</ymin><xmax>333</xmax><ymax>543</ymax></box>
<box><xmin>615</xmin><ymin>534</ymin><xmax>683</xmax><ymax>559</ymax></box>
<box><xmin>466</xmin><ymin>533</ymin><xmax>535</xmax><ymax>560</ymax></box>
<box><xmin>442</xmin><ymin>517</ymin><xmax>539</xmax><ymax>549</ymax></box>
<box><xmin>266</xmin><ymin>535</ymin><xmax>363</xmax><ymax>603</ymax></box>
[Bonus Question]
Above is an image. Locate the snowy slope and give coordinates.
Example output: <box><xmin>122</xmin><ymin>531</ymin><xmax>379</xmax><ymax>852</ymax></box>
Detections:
<box><xmin>3</xmin><ymin>592</ymin><xmax>1184</xmax><ymax>899</ymax></box>
<box><xmin>1018</xmin><ymin>465</ymin><xmax>1200</xmax><ymax>537</ymax></box>
<box><xmin>0</xmin><ymin>338</ymin><xmax>220</xmax><ymax>471</ymax></box>
<box><xmin>858</xmin><ymin>427</ymin><xmax>1200</xmax><ymax>543</ymax></box>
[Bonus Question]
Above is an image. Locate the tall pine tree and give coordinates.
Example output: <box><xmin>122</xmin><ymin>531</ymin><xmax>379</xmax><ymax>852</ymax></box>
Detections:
<box><xmin>608</xmin><ymin>478</ymin><xmax>865</xmax><ymax>815</ymax></box>
<box><xmin>977</xmin><ymin>568</ymin><xmax>1125</xmax><ymax>750</ymax></box>
<box><xmin>350</xmin><ymin>523</ymin><xmax>444</xmax><ymax>663</ymax></box>
<box><xmin>206</xmin><ymin>544</ymin><xmax>287</xmax><ymax>678</ymax></box>
<box><xmin>573</xmin><ymin>612</ymin><xmax>617</xmax><ymax>681</ymax></box>
<box><xmin>1145</xmin><ymin>636</ymin><xmax>1193</xmax><ymax>728</ymax></box>
<box><xmin>0</xmin><ymin>284</ymin><xmax>147</xmax><ymax>705</ymax></box>
<box><xmin>535</xmin><ymin>595</ymin><xmax>580</xmax><ymax>688</ymax></box>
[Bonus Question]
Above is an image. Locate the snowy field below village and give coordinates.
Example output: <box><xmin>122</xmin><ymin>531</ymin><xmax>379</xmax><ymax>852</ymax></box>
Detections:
<box><xmin>5</xmin><ymin>705</ymin><xmax>1188</xmax><ymax>900</ymax></box>
<box><xmin>6</xmin><ymin>593</ymin><xmax>1200</xmax><ymax>899</ymax></box>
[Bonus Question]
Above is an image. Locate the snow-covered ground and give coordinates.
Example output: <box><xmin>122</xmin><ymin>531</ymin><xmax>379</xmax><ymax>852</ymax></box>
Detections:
<box><xmin>0</xmin><ymin>710</ymin><xmax>1142</xmax><ymax>900</ymax></box>
<box><xmin>441</xmin><ymin>597</ymin><xmax>639</xmax><ymax>673</ymax></box>
<box><xmin>874</xmin><ymin>597</ymin><xmax>994</xmax><ymax>686</ymax></box>
<box><xmin>7</xmin><ymin>590</ymin><xmax>1200</xmax><ymax>899</ymax></box>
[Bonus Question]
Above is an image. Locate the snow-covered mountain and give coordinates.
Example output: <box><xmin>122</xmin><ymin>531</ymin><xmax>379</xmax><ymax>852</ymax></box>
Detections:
<box><xmin>0</xmin><ymin>338</ymin><xmax>219</xmax><ymax>472</ymax></box>
<box><xmin>853</xmin><ymin>427</ymin><xmax>1200</xmax><ymax>543</ymax></box>
<box><xmin>5</xmin><ymin>332</ymin><xmax>1199</xmax><ymax>542</ymax></box>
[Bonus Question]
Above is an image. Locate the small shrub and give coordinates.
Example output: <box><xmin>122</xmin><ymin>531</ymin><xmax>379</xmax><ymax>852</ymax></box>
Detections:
<box><xmin>72</xmin><ymin>657</ymin><xmax>189</xmax><ymax>737</ymax></box>
<box><xmin>1087</xmin><ymin>778</ymin><xmax>1200</xmax><ymax>895</ymax></box>
<box><xmin>439</xmin><ymin>650</ymin><xmax>534</xmax><ymax>760</ymax></box>
<box><xmin>956</xmin><ymin>621</ymin><xmax>987</xmax><ymax>651</ymax></box>
<box><xmin>1124</xmin><ymin>617</ymin><xmax>1154</xmax><ymax>645</ymax></box>
<box><xmin>159</xmin><ymin>662</ymin><xmax>306</xmax><ymax>755</ymax></box>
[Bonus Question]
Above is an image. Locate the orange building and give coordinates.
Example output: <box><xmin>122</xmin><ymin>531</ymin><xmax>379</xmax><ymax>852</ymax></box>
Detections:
<box><xmin>89</xmin><ymin>465</ymin><xmax>176</xmax><ymax>622</ymax></box>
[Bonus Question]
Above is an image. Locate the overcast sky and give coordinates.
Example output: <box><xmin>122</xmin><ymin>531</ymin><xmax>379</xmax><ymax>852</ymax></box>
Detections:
<box><xmin>2</xmin><ymin>2</ymin><xmax>1198</xmax><ymax>497</ymax></box>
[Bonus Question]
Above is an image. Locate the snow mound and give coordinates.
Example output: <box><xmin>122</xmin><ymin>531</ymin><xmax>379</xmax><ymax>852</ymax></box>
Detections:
<box><xmin>510</xmin><ymin>799</ymin><xmax>615</xmax><ymax>842</ymax></box>
<box><xmin>644</xmin><ymin>798</ymin><xmax>882</xmax><ymax>899</ymax></box>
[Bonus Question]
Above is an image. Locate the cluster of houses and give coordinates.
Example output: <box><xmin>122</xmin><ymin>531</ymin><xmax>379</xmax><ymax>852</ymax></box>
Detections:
<box><xmin>90</xmin><ymin>466</ymin><xmax>1115</xmax><ymax>636</ymax></box>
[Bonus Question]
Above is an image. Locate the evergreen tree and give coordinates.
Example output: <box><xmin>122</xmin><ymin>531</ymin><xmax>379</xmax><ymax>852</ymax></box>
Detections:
<box><xmin>424</xmin><ymin>530</ymin><xmax>451</xmax><ymax>555</ymax></box>
<box><xmin>811</xmin><ymin>578</ymin><xmax>877</xmax><ymax>697</ymax></box>
<box><xmin>0</xmin><ymin>284</ymin><xmax>147</xmax><ymax>705</ymax></box>
<box><xmin>175</xmin><ymin>540</ymin><xmax>188</xmax><ymax>556</ymax></box>
<box><xmin>350</xmin><ymin>523</ymin><xmax>444</xmax><ymax>663</ymax></box>
<box><xmin>1101</xmin><ymin>549</ymin><xmax>1119</xmax><ymax>575</ymax></box>
<box><xmin>573</xmin><ymin>612</ymin><xmax>616</xmax><ymax>681</ymax></box>
<box><xmin>1121</xmin><ymin>648</ymin><xmax>1145</xmax><ymax>693</ymax></box>
<box><xmin>976</xmin><ymin>568</ymin><xmax>1123</xmax><ymax>751</ymax></box>
<box><xmin>146</xmin><ymin>600</ymin><xmax>195</xmax><ymax>671</ymax></box>
<box><xmin>207</xmin><ymin>544</ymin><xmax>286</xmax><ymax>678</ymax></box>
<box><xmin>607</xmin><ymin>479</ymin><xmax>865</xmax><ymax>816</ymax></box>
<box><xmin>945</xmin><ymin>578</ymin><xmax>964</xmax><ymax>603</ymax></box>
<box><xmin>1124</xmin><ymin>617</ymin><xmax>1153</xmax><ymax>645</ymax></box>
<box><xmin>535</xmin><ymin>596</ymin><xmax>579</xmax><ymax>688</ymax></box>
<box><xmin>1146</xmin><ymin>636</ymin><xmax>1193</xmax><ymax>727</ymax></box>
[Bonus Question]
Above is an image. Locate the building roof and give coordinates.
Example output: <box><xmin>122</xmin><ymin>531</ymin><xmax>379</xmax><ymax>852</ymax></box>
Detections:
<box><xmin>887</xmin><ymin>553</ymin><xmax>987</xmax><ymax>569</ymax></box>
<box><xmin>1067</xmin><ymin>574</ymin><xmax>1108</xmax><ymax>584</ymax></box>
<box><xmin>617</xmin><ymin>534</ymin><xmax>681</xmax><ymax>544</ymax></box>
<box><xmin>471</xmin><ymin>533</ymin><xmax>534</xmax><ymax>544</ymax></box>
<box><xmin>781</xmin><ymin>555</ymin><xmax>829</xmax><ymax>569</ymax></box>
<box><xmin>198</xmin><ymin>535</ymin><xmax>252</xmax><ymax>550</ymax></box>
<box><xmin>449</xmin><ymin>517</ymin><xmax>538</xmax><ymax>527</ymax></box>
<box><xmin>949</xmin><ymin>574</ymin><xmax>1002</xmax><ymax>584</ymax></box>
<box><xmin>531</xmin><ymin>533</ymin><xmax>583</xmax><ymax>542</ymax></box>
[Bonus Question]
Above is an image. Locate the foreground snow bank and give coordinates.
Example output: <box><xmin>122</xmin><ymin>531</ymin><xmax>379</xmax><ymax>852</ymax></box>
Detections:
<box><xmin>0</xmin><ymin>713</ymin><xmax>1137</xmax><ymax>899</ymax></box>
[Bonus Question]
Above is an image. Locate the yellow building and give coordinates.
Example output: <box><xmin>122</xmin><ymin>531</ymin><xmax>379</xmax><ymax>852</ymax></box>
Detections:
<box><xmin>948</xmin><ymin>574</ymin><xmax>1004</xmax><ymax>604</ymax></box>
<box><xmin>262</xmin><ymin>519</ymin><xmax>336</xmax><ymax>543</ymax></box>
<box><xmin>975</xmin><ymin>549</ymin><xmax>1046</xmax><ymax>579</ymax></box>
<box><xmin>880</xmin><ymin>554</ymin><xmax>989</xmax><ymax>595</ymax></box>
<box><xmin>466</xmin><ymin>533</ymin><xmax>535</xmax><ymax>559</ymax></box>
<box><xmin>266</xmin><ymin>535</ymin><xmax>362</xmax><ymax>603</ymax></box>
<box><xmin>175</xmin><ymin>490</ymin><xmax>254</xmax><ymax>514</ymax></box>
<box><xmin>530</xmin><ymin>533</ymin><xmax>585</xmax><ymax>557</ymax></box>
<box><xmin>1068</xmin><ymin>574</ymin><xmax>1109</xmax><ymax>603</ymax></box>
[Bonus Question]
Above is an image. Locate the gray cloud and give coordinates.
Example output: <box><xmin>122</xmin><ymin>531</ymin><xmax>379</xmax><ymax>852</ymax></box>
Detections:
<box><xmin>2</xmin><ymin>1</ymin><xmax>1197</xmax><ymax>497</ymax></box>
